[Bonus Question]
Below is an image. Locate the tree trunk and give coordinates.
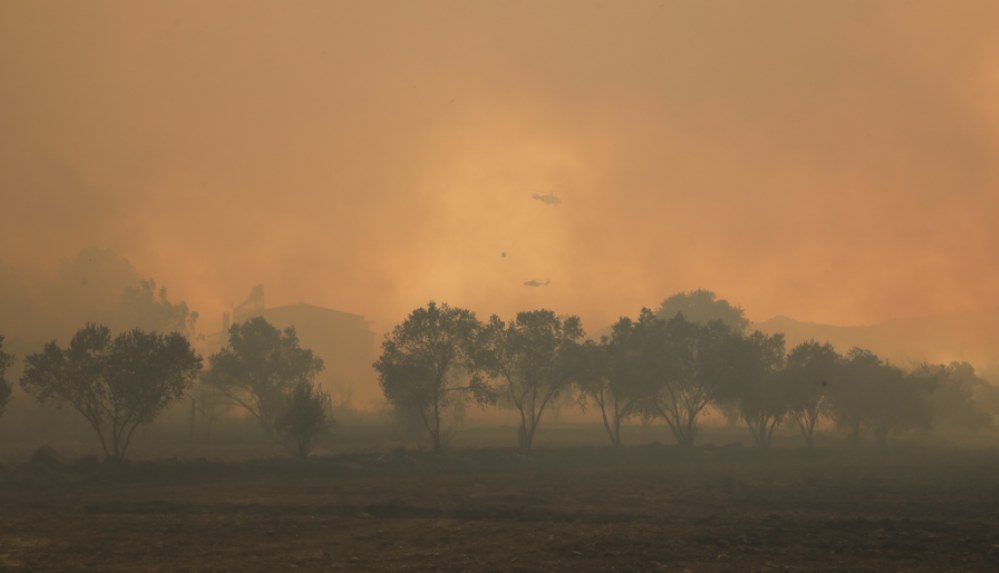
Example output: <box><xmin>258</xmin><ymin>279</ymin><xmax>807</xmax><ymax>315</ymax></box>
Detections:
<box><xmin>799</xmin><ymin>420</ymin><xmax>815</xmax><ymax>449</ymax></box>
<box><xmin>746</xmin><ymin>415</ymin><xmax>772</xmax><ymax>449</ymax></box>
<box><xmin>674</xmin><ymin>420</ymin><xmax>697</xmax><ymax>447</ymax></box>
<box><xmin>430</xmin><ymin>410</ymin><xmax>443</xmax><ymax>452</ymax></box>
<box><xmin>598</xmin><ymin>403</ymin><xmax>622</xmax><ymax>447</ymax></box>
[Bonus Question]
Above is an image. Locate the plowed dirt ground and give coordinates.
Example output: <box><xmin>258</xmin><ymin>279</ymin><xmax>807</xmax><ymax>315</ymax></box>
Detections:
<box><xmin>1</xmin><ymin>446</ymin><xmax>998</xmax><ymax>572</ymax></box>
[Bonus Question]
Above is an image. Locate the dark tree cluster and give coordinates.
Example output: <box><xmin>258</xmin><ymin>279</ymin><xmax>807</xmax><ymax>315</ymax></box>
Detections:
<box><xmin>203</xmin><ymin>317</ymin><xmax>332</xmax><ymax>458</ymax></box>
<box><xmin>376</xmin><ymin>292</ymin><xmax>997</xmax><ymax>451</ymax></box>
<box><xmin>19</xmin><ymin>324</ymin><xmax>202</xmax><ymax>460</ymax></box>
<box><xmin>479</xmin><ymin>310</ymin><xmax>584</xmax><ymax>449</ymax></box>
<box><xmin>5</xmin><ymin>316</ymin><xmax>335</xmax><ymax>461</ymax></box>
<box><xmin>2</xmin><ymin>289</ymin><xmax>996</xmax><ymax>461</ymax></box>
<box><xmin>373</xmin><ymin>302</ymin><xmax>494</xmax><ymax>452</ymax></box>
<box><xmin>373</xmin><ymin>303</ymin><xmax>587</xmax><ymax>451</ymax></box>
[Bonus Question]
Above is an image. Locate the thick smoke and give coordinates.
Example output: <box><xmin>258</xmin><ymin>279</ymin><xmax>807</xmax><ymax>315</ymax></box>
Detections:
<box><xmin>2</xmin><ymin>1</ymin><xmax>998</xmax><ymax>335</ymax></box>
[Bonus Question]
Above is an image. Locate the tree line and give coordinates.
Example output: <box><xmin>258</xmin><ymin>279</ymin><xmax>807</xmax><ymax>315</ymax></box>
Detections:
<box><xmin>1</xmin><ymin>318</ymin><xmax>333</xmax><ymax>461</ymax></box>
<box><xmin>1</xmin><ymin>290</ymin><xmax>995</xmax><ymax>460</ymax></box>
<box><xmin>375</xmin><ymin>292</ymin><xmax>998</xmax><ymax>452</ymax></box>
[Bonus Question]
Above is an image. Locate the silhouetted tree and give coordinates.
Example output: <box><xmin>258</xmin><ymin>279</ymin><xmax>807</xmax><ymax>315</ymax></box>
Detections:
<box><xmin>20</xmin><ymin>324</ymin><xmax>201</xmax><ymax>460</ymax></box>
<box><xmin>481</xmin><ymin>310</ymin><xmax>583</xmax><ymax>449</ymax></box>
<box><xmin>722</xmin><ymin>331</ymin><xmax>787</xmax><ymax>449</ymax></box>
<box><xmin>0</xmin><ymin>336</ymin><xmax>13</xmax><ymax>416</ymax></box>
<box><xmin>655</xmin><ymin>289</ymin><xmax>749</xmax><ymax>332</ymax></box>
<box><xmin>629</xmin><ymin>312</ymin><xmax>732</xmax><ymax>447</ymax></box>
<box><xmin>872</xmin><ymin>369</ymin><xmax>932</xmax><ymax>445</ymax></box>
<box><xmin>827</xmin><ymin>348</ymin><xmax>884</xmax><ymax>447</ymax></box>
<box><xmin>205</xmin><ymin>317</ymin><xmax>324</xmax><ymax>438</ymax></box>
<box><xmin>374</xmin><ymin>302</ymin><xmax>492</xmax><ymax>452</ymax></box>
<box><xmin>783</xmin><ymin>340</ymin><xmax>840</xmax><ymax>448</ymax></box>
<box><xmin>275</xmin><ymin>380</ymin><xmax>333</xmax><ymax>458</ymax></box>
<box><xmin>572</xmin><ymin>319</ymin><xmax>646</xmax><ymax>447</ymax></box>
<box><xmin>109</xmin><ymin>278</ymin><xmax>198</xmax><ymax>336</ymax></box>
<box><xmin>828</xmin><ymin>348</ymin><xmax>931</xmax><ymax>447</ymax></box>
<box><xmin>2</xmin><ymin>249</ymin><xmax>200</xmax><ymax>345</ymax></box>
<box><xmin>913</xmin><ymin>362</ymin><xmax>993</xmax><ymax>434</ymax></box>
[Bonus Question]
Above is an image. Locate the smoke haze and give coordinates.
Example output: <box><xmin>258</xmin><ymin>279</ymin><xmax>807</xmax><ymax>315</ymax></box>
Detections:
<box><xmin>3</xmin><ymin>1</ymin><xmax>999</xmax><ymax>334</ymax></box>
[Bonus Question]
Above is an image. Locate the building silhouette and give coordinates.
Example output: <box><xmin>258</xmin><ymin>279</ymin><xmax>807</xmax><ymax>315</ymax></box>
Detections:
<box><xmin>217</xmin><ymin>285</ymin><xmax>378</xmax><ymax>404</ymax></box>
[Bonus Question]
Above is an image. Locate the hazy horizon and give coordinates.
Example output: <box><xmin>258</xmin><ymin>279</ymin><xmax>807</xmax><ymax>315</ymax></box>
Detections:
<box><xmin>4</xmin><ymin>1</ymin><xmax>999</xmax><ymax>336</ymax></box>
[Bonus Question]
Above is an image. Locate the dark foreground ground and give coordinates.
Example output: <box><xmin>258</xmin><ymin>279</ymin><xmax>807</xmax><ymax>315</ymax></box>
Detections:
<box><xmin>1</xmin><ymin>445</ymin><xmax>998</xmax><ymax>572</ymax></box>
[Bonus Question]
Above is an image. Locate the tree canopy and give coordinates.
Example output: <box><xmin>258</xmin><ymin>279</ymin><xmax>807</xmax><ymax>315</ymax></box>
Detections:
<box><xmin>20</xmin><ymin>324</ymin><xmax>201</xmax><ymax>460</ymax></box>
<box><xmin>204</xmin><ymin>317</ymin><xmax>325</xmax><ymax>438</ymax></box>
<box><xmin>108</xmin><ymin>278</ymin><xmax>198</xmax><ymax>336</ymax></box>
<box><xmin>480</xmin><ymin>310</ymin><xmax>583</xmax><ymax>449</ymax></box>
<box><xmin>572</xmin><ymin>321</ymin><xmax>647</xmax><ymax>447</ymax></box>
<box><xmin>656</xmin><ymin>289</ymin><xmax>749</xmax><ymax>332</ymax></box>
<box><xmin>275</xmin><ymin>380</ymin><xmax>334</xmax><ymax>458</ymax></box>
<box><xmin>783</xmin><ymin>340</ymin><xmax>839</xmax><ymax>448</ymax></box>
<box><xmin>828</xmin><ymin>348</ymin><xmax>931</xmax><ymax>447</ymax></box>
<box><xmin>373</xmin><ymin>302</ymin><xmax>492</xmax><ymax>451</ymax></box>
<box><xmin>643</xmin><ymin>314</ymin><xmax>732</xmax><ymax>447</ymax></box>
<box><xmin>909</xmin><ymin>362</ymin><xmax>994</xmax><ymax>434</ymax></box>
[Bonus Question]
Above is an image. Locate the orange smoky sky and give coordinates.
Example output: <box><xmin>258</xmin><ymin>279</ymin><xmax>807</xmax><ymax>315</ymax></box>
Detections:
<box><xmin>2</xmin><ymin>0</ymin><xmax>999</xmax><ymax>335</ymax></box>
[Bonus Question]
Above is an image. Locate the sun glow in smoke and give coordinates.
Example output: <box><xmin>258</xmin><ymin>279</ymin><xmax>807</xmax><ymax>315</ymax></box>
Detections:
<box><xmin>388</xmin><ymin>115</ymin><xmax>594</xmax><ymax>322</ymax></box>
<box><xmin>2</xmin><ymin>1</ymin><xmax>999</xmax><ymax>338</ymax></box>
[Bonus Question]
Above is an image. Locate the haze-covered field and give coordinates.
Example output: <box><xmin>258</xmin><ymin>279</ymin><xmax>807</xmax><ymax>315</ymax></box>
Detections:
<box><xmin>2</xmin><ymin>443</ymin><xmax>999</xmax><ymax>572</ymax></box>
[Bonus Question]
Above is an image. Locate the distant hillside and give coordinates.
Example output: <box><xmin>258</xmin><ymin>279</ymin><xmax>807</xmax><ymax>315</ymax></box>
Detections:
<box><xmin>755</xmin><ymin>309</ymin><xmax>999</xmax><ymax>372</ymax></box>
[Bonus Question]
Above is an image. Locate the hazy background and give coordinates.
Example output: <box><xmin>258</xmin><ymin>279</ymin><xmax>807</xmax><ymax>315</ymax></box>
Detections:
<box><xmin>3</xmin><ymin>1</ymin><xmax>999</xmax><ymax>342</ymax></box>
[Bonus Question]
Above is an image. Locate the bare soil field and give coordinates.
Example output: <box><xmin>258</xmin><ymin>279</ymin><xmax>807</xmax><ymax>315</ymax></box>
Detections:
<box><xmin>1</xmin><ymin>445</ymin><xmax>998</xmax><ymax>572</ymax></box>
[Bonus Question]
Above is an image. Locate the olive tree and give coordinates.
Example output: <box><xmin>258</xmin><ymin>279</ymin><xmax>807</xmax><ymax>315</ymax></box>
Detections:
<box><xmin>870</xmin><ymin>368</ymin><xmax>933</xmax><ymax>445</ymax></box>
<box><xmin>204</xmin><ymin>317</ymin><xmax>325</xmax><ymax>439</ymax></box>
<box><xmin>20</xmin><ymin>324</ymin><xmax>201</xmax><ymax>460</ymax></box>
<box><xmin>572</xmin><ymin>321</ymin><xmax>647</xmax><ymax>447</ymax></box>
<box><xmin>722</xmin><ymin>331</ymin><xmax>787</xmax><ymax>449</ymax></box>
<box><xmin>783</xmin><ymin>340</ymin><xmax>839</xmax><ymax>448</ymax></box>
<box><xmin>829</xmin><ymin>348</ymin><xmax>931</xmax><ymax>447</ymax></box>
<box><xmin>827</xmin><ymin>348</ymin><xmax>884</xmax><ymax>447</ymax></box>
<box><xmin>640</xmin><ymin>313</ymin><xmax>734</xmax><ymax>447</ymax></box>
<box><xmin>912</xmin><ymin>361</ymin><xmax>993</xmax><ymax>434</ymax></box>
<box><xmin>374</xmin><ymin>302</ymin><xmax>492</xmax><ymax>452</ymax></box>
<box><xmin>480</xmin><ymin>310</ymin><xmax>584</xmax><ymax>449</ymax></box>
<box><xmin>275</xmin><ymin>381</ymin><xmax>334</xmax><ymax>458</ymax></box>
<box><xmin>575</xmin><ymin>311</ymin><xmax>693</xmax><ymax>448</ymax></box>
